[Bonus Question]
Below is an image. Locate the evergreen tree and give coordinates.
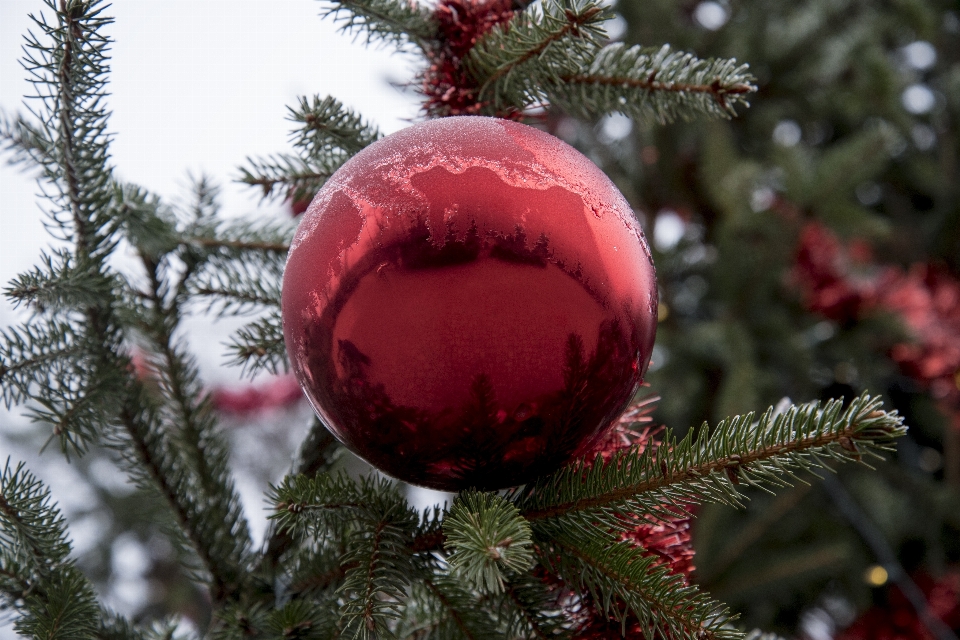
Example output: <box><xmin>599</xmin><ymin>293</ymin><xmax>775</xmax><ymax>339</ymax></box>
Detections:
<box><xmin>0</xmin><ymin>0</ymin><xmax>955</xmax><ymax>638</ymax></box>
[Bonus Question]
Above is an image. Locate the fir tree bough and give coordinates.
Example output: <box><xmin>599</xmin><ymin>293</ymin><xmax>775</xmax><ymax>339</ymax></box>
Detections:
<box><xmin>0</xmin><ymin>0</ymin><xmax>911</xmax><ymax>638</ymax></box>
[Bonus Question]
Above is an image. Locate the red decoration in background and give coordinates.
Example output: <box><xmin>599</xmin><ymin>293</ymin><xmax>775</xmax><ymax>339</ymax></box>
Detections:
<box><xmin>422</xmin><ymin>0</ymin><xmax>519</xmax><ymax>117</ymax></box>
<box><xmin>210</xmin><ymin>375</ymin><xmax>303</xmax><ymax>416</ymax></box>
<box><xmin>290</xmin><ymin>198</ymin><xmax>311</xmax><ymax>217</ymax></box>
<box><xmin>282</xmin><ymin>116</ymin><xmax>658</xmax><ymax>491</ymax></box>
<box><xmin>791</xmin><ymin>221</ymin><xmax>960</xmax><ymax>410</ymax></box>
<box><xmin>837</xmin><ymin>570</ymin><xmax>960</xmax><ymax>640</ymax></box>
<box><xmin>883</xmin><ymin>266</ymin><xmax>960</xmax><ymax>402</ymax></box>
<box><xmin>791</xmin><ymin>222</ymin><xmax>879</xmax><ymax>323</ymax></box>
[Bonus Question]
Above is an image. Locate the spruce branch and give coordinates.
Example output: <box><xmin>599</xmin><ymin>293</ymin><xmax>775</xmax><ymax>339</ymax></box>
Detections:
<box><xmin>129</xmin><ymin>227</ymin><xmax>254</xmax><ymax>602</ymax></box>
<box><xmin>0</xmin><ymin>109</ymin><xmax>55</xmax><ymax>172</ymax></box>
<box><xmin>0</xmin><ymin>0</ymin><xmax>124</xmax><ymax>459</ymax></box>
<box><xmin>208</xmin><ymin>601</ymin><xmax>271</xmax><ymax>640</ymax></box>
<box><xmin>517</xmin><ymin>395</ymin><xmax>905</xmax><ymax>533</ymax></box>
<box><xmin>226</xmin><ymin>310</ymin><xmax>288</xmax><ymax>377</ymax></box>
<box><xmin>0</xmin><ymin>460</ymin><xmax>71</xmax><ymax>571</ymax></box>
<box><xmin>289</xmin><ymin>95</ymin><xmax>381</xmax><ymax>160</ymax></box>
<box><xmin>269</xmin><ymin>472</ymin><xmax>377</xmax><ymax>541</ymax></box>
<box><xmin>21</xmin><ymin>0</ymin><xmax>116</xmax><ymax>258</ymax></box>
<box><xmin>549</xmin><ymin>43</ymin><xmax>756</xmax><ymax>123</ymax></box>
<box><xmin>5</xmin><ymin>249</ymin><xmax>119</xmax><ymax>313</ymax></box>
<box><xmin>96</xmin><ymin>611</ymin><xmax>180</xmax><ymax>640</ymax></box>
<box><xmin>188</xmin><ymin>236</ymin><xmax>291</xmax><ymax>254</ymax></box>
<box><xmin>287</xmin><ymin>549</ymin><xmax>355</xmax><ymax>598</ymax></box>
<box><xmin>0</xmin><ymin>316</ymin><xmax>124</xmax><ymax>456</ymax></box>
<box><xmin>108</xmin><ymin>390</ymin><xmax>251</xmax><ymax>606</ymax></box>
<box><xmin>238</xmin><ymin>153</ymin><xmax>340</xmax><ymax>204</ymax></box>
<box><xmin>0</xmin><ymin>319</ymin><xmax>83</xmax><ymax>409</ymax></box>
<box><xmin>400</xmin><ymin>570</ymin><xmax>501</xmax><ymax>640</ymax></box>
<box><xmin>264</xmin><ymin>599</ymin><xmax>338</xmax><ymax>640</ymax></box>
<box><xmin>465</xmin><ymin>0</ymin><xmax>608</xmax><ymax>113</ymax></box>
<box><xmin>259</xmin><ymin>418</ymin><xmax>342</xmax><ymax>574</ymax></box>
<box><xmin>443</xmin><ymin>492</ymin><xmax>534</xmax><ymax>593</ymax></box>
<box><xmin>187</xmin><ymin>259</ymin><xmax>282</xmax><ymax>316</ymax></box>
<box><xmin>322</xmin><ymin>0</ymin><xmax>438</xmax><ymax>50</ymax></box>
<box><xmin>543</xmin><ymin>532</ymin><xmax>740</xmax><ymax>640</ymax></box>
<box><xmin>497</xmin><ymin>573</ymin><xmax>567</xmax><ymax>639</ymax></box>
<box><xmin>238</xmin><ymin>95</ymin><xmax>381</xmax><ymax>206</ymax></box>
<box><xmin>270</xmin><ymin>475</ymin><xmax>419</xmax><ymax>638</ymax></box>
<box><xmin>0</xmin><ymin>460</ymin><xmax>100</xmax><ymax>640</ymax></box>
<box><xmin>16</xmin><ymin>567</ymin><xmax>100</xmax><ymax>640</ymax></box>
<box><xmin>337</xmin><ymin>504</ymin><xmax>417</xmax><ymax>639</ymax></box>
<box><xmin>180</xmin><ymin>219</ymin><xmax>293</xmax><ymax>259</ymax></box>
<box><xmin>180</xmin><ymin>218</ymin><xmax>291</xmax><ymax>314</ymax></box>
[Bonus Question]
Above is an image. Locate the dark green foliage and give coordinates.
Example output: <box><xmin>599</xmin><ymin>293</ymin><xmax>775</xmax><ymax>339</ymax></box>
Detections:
<box><xmin>495</xmin><ymin>573</ymin><xmax>568</xmax><ymax>639</ymax></box>
<box><xmin>238</xmin><ymin>153</ymin><xmax>343</xmax><ymax>205</ymax></box>
<box><xmin>1</xmin><ymin>461</ymin><xmax>100</xmax><ymax>640</ymax></box>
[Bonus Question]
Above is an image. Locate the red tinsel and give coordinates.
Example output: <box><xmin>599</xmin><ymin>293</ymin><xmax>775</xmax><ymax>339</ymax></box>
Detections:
<box><xmin>568</xmin><ymin>396</ymin><xmax>697</xmax><ymax>637</ymax></box>
<box><xmin>421</xmin><ymin>0</ymin><xmax>520</xmax><ymax>117</ymax></box>
<box><xmin>838</xmin><ymin>570</ymin><xmax>960</xmax><ymax>640</ymax></box>
<box><xmin>791</xmin><ymin>221</ymin><xmax>960</xmax><ymax>409</ymax></box>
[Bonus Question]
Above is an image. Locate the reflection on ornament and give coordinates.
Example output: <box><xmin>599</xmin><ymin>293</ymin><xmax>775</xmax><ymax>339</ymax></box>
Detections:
<box><xmin>282</xmin><ymin>116</ymin><xmax>657</xmax><ymax>490</ymax></box>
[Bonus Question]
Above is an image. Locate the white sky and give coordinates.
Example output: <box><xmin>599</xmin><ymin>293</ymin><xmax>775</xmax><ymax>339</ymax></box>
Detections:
<box><xmin>1</xmin><ymin>0</ymin><xmax>419</xmax><ymax>291</ymax></box>
<box><xmin>0</xmin><ymin>2</ymin><xmax>422</xmax><ymax>629</ymax></box>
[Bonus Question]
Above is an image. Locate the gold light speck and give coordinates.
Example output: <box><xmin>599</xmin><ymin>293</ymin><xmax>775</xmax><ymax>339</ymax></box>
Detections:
<box><xmin>864</xmin><ymin>565</ymin><xmax>888</xmax><ymax>586</ymax></box>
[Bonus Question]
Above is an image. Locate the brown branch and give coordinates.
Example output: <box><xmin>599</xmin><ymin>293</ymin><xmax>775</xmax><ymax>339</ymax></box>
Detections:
<box><xmin>117</xmin><ymin>401</ymin><xmax>236</xmax><ymax>603</ymax></box>
<box><xmin>409</xmin><ymin>529</ymin><xmax>446</xmax><ymax>554</ymax></box>
<box><xmin>57</xmin><ymin>0</ymin><xmax>89</xmax><ymax>258</ymax></box>
<box><xmin>241</xmin><ymin>171</ymin><xmax>331</xmax><ymax>199</ymax></box>
<box><xmin>192</xmin><ymin>287</ymin><xmax>278</xmax><ymax>307</ymax></box>
<box><xmin>190</xmin><ymin>237</ymin><xmax>290</xmax><ymax>253</ymax></box>
<box><xmin>559</xmin><ymin>73</ymin><xmax>754</xmax><ymax>110</ymax></box>
<box><xmin>522</xmin><ymin>421</ymin><xmax>871</xmax><ymax>522</ymax></box>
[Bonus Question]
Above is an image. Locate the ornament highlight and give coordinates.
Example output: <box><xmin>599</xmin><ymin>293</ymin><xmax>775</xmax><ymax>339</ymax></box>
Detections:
<box><xmin>282</xmin><ymin>116</ymin><xmax>657</xmax><ymax>490</ymax></box>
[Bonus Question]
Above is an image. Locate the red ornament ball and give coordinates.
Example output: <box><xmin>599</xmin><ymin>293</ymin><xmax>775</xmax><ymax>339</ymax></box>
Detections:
<box><xmin>282</xmin><ymin>116</ymin><xmax>657</xmax><ymax>491</ymax></box>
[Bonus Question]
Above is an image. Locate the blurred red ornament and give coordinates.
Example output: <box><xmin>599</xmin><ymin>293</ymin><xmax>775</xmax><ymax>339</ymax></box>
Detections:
<box><xmin>282</xmin><ymin>116</ymin><xmax>658</xmax><ymax>490</ymax></box>
<box><xmin>211</xmin><ymin>375</ymin><xmax>304</xmax><ymax>416</ymax></box>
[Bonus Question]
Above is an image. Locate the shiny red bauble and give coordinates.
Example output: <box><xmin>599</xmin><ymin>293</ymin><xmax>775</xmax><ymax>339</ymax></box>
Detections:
<box><xmin>282</xmin><ymin>116</ymin><xmax>657</xmax><ymax>491</ymax></box>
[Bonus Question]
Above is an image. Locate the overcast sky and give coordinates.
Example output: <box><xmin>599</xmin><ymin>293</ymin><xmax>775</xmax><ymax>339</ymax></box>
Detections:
<box><xmin>1</xmin><ymin>0</ymin><xmax>418</xmax><ymax>292</ymax></box>
<box><xmin>0</xmin><ymin>0</ymin><xmax>425</xmax><ymax>388</ymax></box>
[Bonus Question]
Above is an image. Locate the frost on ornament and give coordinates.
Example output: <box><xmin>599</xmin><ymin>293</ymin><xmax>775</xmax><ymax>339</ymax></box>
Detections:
<box><xmin>282</xmin><ymin>116</ymin><xmax>657</xmax><ymax>490</ymax></box>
